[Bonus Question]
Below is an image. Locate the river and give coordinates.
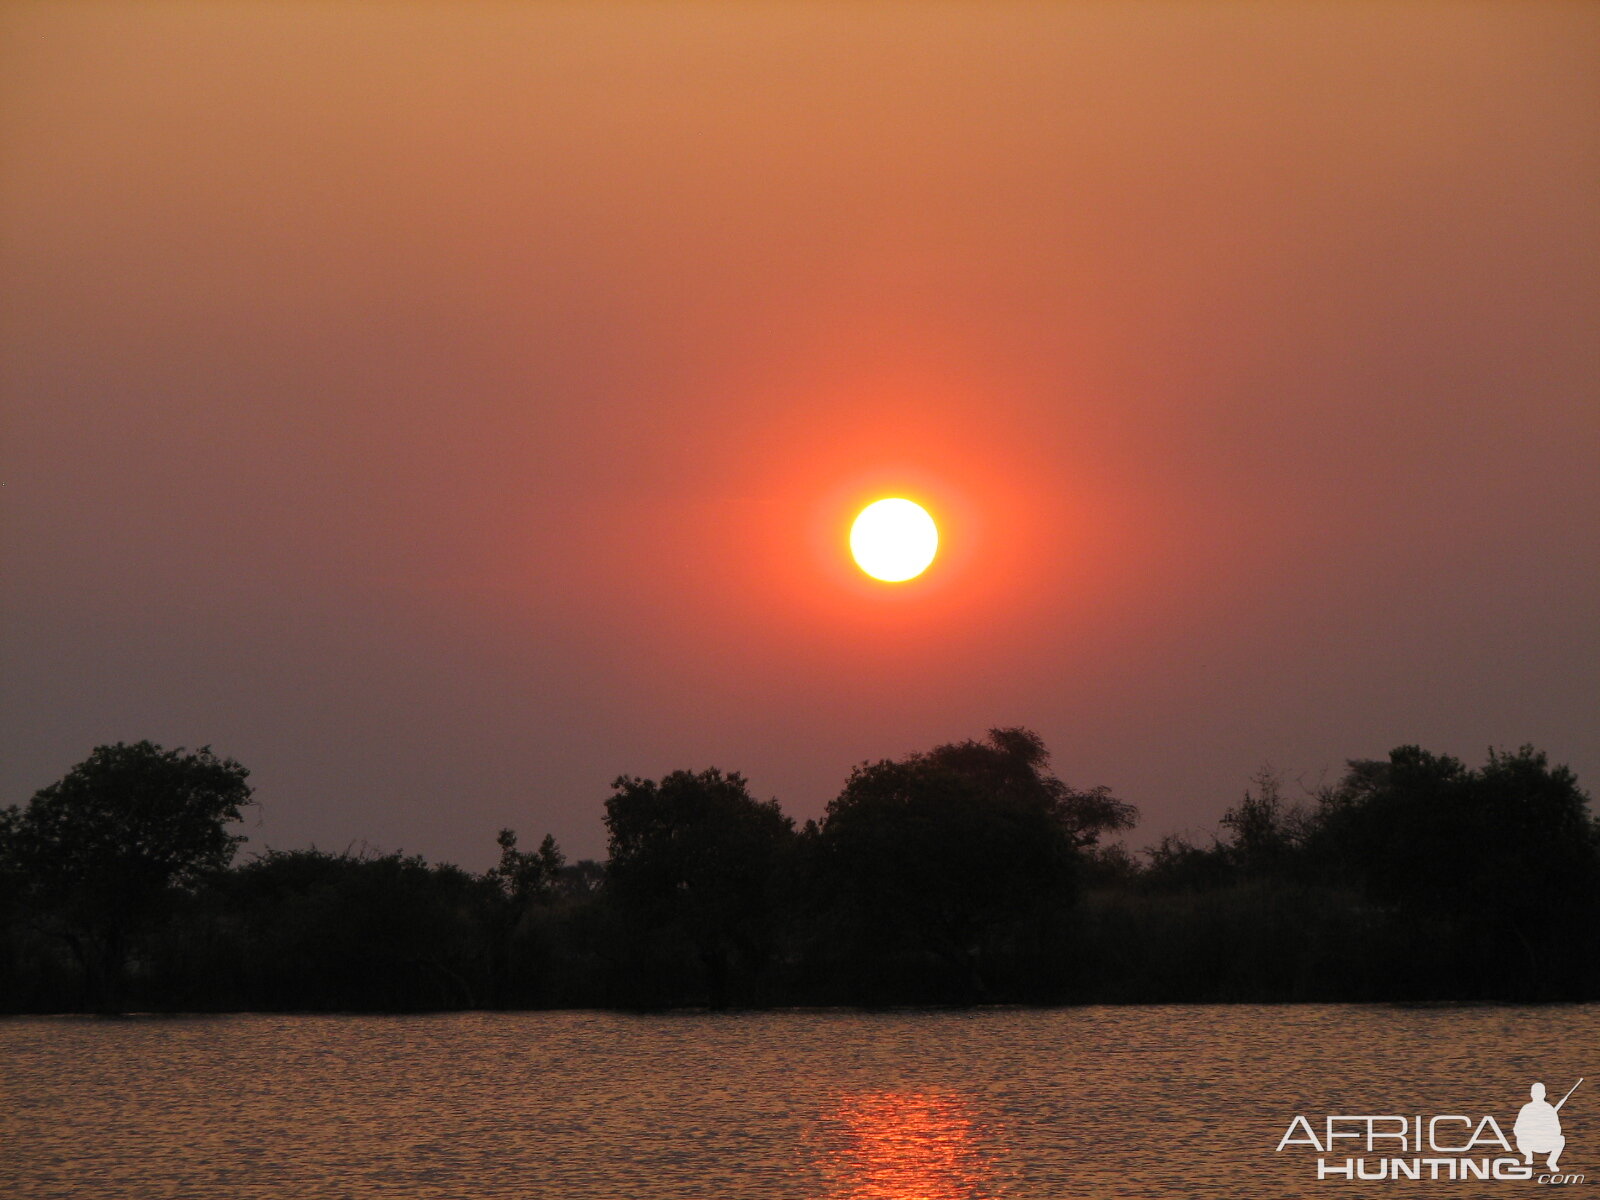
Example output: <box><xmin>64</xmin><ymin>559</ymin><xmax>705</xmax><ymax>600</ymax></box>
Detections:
<box><xmin>2</xmin><ymin>1005</ymin><xmax>1592</xmax><ymax>1198</ymax></box>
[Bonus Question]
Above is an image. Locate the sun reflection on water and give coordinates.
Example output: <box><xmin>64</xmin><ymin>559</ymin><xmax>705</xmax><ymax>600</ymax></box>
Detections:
<box><xmin>823</xmin><ymin>1090</ymin><xmax>996</xmax><ymax>1200</ymax></box>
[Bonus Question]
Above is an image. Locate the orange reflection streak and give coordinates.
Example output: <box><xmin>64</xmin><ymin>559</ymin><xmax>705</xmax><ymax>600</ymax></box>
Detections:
<box><xmin>826</xmin><ymin>1090</ymin><xmax>994</xmax><ymax>1200</ymax></box>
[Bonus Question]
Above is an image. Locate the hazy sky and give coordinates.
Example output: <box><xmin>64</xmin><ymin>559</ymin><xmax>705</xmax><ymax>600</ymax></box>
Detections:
<box><xmin>3</xmin><ymin>2</ymin><xmax>1597</xmax><ymax>868</ymax></box>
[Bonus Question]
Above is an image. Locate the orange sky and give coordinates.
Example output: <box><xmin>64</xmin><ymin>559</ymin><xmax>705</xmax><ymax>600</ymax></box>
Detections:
<box><xmin>3</xmin><ymin>2</ymin><xmax>1597</xmax><ymax>865</ymax></box>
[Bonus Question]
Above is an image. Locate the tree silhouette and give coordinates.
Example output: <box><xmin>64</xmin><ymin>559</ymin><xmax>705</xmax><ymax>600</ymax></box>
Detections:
<box><xmin>489</xmin><ymin>828</ymin><xmax>565</xmax><ymax>905</ymax></box>
<box><xmin>604</xmin><ymin>768</ymin><xmax>795</xmax><ymax>1006</ymax></box>
<box><xmin>0</xmin><ymin>741</ymin><xmax>253</xmax><ymax>1010</ymax></box>
<box><xmin>1218</xmin><ymin>767</ymin><xmax>1308</xmax><ymax>878</ymax></box>
<box><xmin>1313</xmin><ymin>744</ymin><xmax>1600</xmax><ymax>993</ymax></box>
<box><xmin>815</xmin><ymin>727</ymin><xmax>1135</xmax><ymax>1000</ymax></box>
<box><xmin>482</xmin><ymin>829</ymin><xmax>567</xmax><ymax>1004</ymax></box>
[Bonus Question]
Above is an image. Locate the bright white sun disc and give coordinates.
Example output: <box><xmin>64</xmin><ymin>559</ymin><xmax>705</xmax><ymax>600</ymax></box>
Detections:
<box><xmin>850</xmin><ymin>498</ymin><xmax>939</xmax><ymax>582</ymax></box>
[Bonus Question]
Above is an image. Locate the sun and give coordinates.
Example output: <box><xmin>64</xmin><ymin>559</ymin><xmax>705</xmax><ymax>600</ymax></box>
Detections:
<box><xmin>850</xmin><ymin>498</ymin><xmax>939</xmax><ymax>582</ymax></box>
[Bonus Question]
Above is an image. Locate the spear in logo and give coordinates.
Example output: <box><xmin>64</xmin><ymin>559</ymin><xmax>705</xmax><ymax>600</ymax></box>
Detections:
<box><xmin>1555</xmin><ymin>1079</ymin><xmax>1583</xmax><ymax>1111</ymax></box>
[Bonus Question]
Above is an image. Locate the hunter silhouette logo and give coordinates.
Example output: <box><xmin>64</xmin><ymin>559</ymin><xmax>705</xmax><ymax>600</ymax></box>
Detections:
<box><xmin>1517</xmin><ymin>1079</ymin><xmax>1580</xmax><ymax>1172</ymax></box>
<box><xmin>1276</xmin><ymin>1077</ymin><xmax>1584</xmax><ymax>1185</ymax></box>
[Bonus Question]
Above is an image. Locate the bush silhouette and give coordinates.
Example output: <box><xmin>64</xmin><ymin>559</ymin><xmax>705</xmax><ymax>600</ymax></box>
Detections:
<box><xmin>3</xmin><ymin>734</ymin><xmax>1597</xmax><ymax>1011</ymax></box>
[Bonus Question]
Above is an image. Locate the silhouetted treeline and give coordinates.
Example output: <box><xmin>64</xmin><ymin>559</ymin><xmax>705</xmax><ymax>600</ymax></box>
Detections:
<box><xmin>2</xmin><ymin>733</ymin><xmax>1597</xmax><ymax>1013</ymax></box>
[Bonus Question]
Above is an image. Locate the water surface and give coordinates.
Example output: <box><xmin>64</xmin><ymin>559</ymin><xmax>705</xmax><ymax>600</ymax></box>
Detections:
<box><xmin>2</xmin><ymin>1006</ymin><xmax>1592</xmax><ymax>1198</ymax></box>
